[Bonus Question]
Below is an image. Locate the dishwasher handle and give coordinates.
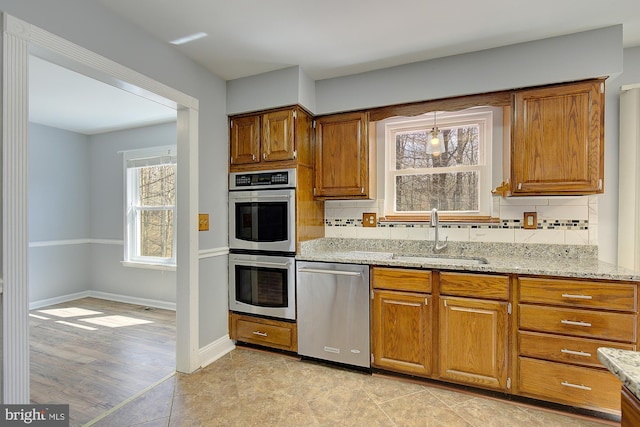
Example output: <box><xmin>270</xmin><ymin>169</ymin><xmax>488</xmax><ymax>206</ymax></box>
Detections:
<box><xmin>297</xmin><ymin>268</ymin><xmax>362</xmax><ymax>277</ymax></box>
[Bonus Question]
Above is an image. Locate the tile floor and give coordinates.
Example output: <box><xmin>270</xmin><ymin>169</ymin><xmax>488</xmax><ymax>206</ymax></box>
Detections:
<box><xmin>89</xmin><ymin>347</ymin><xmax>617</xmax><ymax>427</ymax></box>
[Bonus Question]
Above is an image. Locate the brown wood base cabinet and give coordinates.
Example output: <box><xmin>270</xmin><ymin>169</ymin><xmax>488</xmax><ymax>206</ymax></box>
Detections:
<box><xmin>438</xmin><ymin>272</ymin><xmax>510</xmax><ymax>391</ymax></box>
<box><xmin>371</xmin><ymin>267</ymin><xmax>432</xmax><ymax>376</ymax></box>
<box><xmin>229</xmin><ymin>312</ymin><xmax>297</xmax><ymax>352</ymax></box>
<box><xmin>622</xmin><ymin>386</ymin><xmax>640</xmax><ymax>427</ymax></box>
<box><xmin>516</xmin><ymin>276</ymin><xmax>638</xmax><ymax>414</ymax></box>
<box><xmin>439</xmin><ymin>295</ymin><xmax>509</xmax><ymax>390</ymax></box>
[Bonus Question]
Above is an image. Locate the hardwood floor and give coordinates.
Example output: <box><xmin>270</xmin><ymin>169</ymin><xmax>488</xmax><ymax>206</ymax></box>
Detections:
<box><xmin>29</xmin><ymin>297</ymin><xmax>175</xmax><ymax>427</ymax></box>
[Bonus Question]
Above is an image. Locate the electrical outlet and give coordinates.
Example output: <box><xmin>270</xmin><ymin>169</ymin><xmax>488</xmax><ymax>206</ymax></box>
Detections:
<box><xmin>199</xmin><ymin>214</ymin><xmax>210</xmax><ymax>231</ymax></box>
<box><xmin>362</xmin><ymin>213</ymin><xmax>377</xmax><ymax>228</ymax></box>
<box><xmin>523</xmin><ymin>212</ymin><xmax>537</xmax><ymax>230</ymax></box>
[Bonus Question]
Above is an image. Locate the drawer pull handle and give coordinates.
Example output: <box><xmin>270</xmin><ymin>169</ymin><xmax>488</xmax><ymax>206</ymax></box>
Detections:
<box><xmin>252</xmin><ymin>331</ymin><xmax>268</xmax><ymax>337</ymax></box>
<box><xmin>561</xmin><ymin>348</ymin><xmax>592</xmax><ymax>357</ymax></box>
<box><xmin>561</xmin><ymin>320</ymin><xmax>592</xmax><ymax>327</ymax></box>
<box><xmin>561</xmin><ymin>381</ymin><xmax>592</xmax><ymax>391</ymax></box>
<box><xmin>561</xmin><ymin>293</ymin><xmax>593</xmax><ymax>300</ymax></box>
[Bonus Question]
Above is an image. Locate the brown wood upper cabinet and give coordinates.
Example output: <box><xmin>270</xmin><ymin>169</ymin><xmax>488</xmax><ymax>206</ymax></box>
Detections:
<box><xmin>313</xmin><ymin>111</ymin><xmax>376</xmax><ymax>199</ymax></box>
<box><xmin>230</xmin><ymin>106</ymin><xmax>312</xmax><ymax>171</ymax></box>
<box><xmin>510</xmin><ymin>79</ymin><xmax>605</xmax><ymax>195</ymax></box>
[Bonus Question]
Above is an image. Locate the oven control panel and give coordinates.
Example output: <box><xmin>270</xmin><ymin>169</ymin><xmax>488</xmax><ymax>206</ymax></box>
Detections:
<box><xmin>230</xmin><ymin>168</ymin><xmax>297</xmax><ymax>190</ymax></box>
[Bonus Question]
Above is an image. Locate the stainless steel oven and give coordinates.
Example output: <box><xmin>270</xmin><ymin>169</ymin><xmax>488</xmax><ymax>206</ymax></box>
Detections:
<box><xmin>229</xmin><ymin>253</ymin><xmax>296</xmax><ymax>320</ymax></box>
<box><xmin>229</xmin><ymin>168</ymin><xmax>296</xmax><ymax>254</ymax></box>
<box><xmin>228</xmin><ymin>168</ymin><xmax>297</xmax><ymax>320</ymax></box>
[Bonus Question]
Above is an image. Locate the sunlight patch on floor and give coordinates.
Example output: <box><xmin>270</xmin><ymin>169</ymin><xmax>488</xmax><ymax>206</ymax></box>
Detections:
<box><xmin>38</xmin><ymin>307</ymin><xmax>103</xmax><ymax>318</ymax></box>
<box><xmin>55</xmin><ymin>320</ymin><xmax>99</xmax><ymax>331</ymax></box>
<box><xmin>29</xmin><ymin>313</ymin><xmax>50</xmax><ymax>320</ymax></box>
<box><xmin>80</xmin><ymin>315</ymin><xmax>153</xmax><ymax>328</ymax></box>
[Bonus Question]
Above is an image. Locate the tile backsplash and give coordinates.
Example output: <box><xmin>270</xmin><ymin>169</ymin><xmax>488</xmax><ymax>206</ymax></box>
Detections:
<box><xmin>324</xmin><ymin>195</ymin><xmax>597</xmax><ymax>246</ymax></box>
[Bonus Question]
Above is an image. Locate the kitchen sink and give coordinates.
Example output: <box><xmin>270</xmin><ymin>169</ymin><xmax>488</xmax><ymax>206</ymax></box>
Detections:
<box><xmin>392</xmin><ymin>255</ymin><xmax>488</xmax><ymax>265</ymax></box>
<box><xmin>342</xmin><ymin>251</ymin><xmax>488</xmax><ymax>265</ymax></box>
<box><xmin>344</xmin><ymin>251</ymin><xmax>394</xmax><ymax>260</ymax></box>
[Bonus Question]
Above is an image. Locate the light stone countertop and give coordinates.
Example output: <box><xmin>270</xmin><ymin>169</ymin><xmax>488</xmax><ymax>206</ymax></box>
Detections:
<box><xmin>297</xmin><ymin>238</ymin><xmax>640</xmax><ymax>282</ymax></box>
<box><xmin>598</xmin><ymin>348</ymin><xmax>640</xmax><ymax>400</ymax></box>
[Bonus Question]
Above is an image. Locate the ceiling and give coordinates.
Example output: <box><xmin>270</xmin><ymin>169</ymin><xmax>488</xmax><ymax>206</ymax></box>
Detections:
<box><xmin>96</xmin><ymin>0</ymin><xmax>640</xmax><ymax>81</ymax></box>
<box><xmin>29</xmin><ymin>56</ymin><xmax>176</xmax><ymax>135</ymax></box>
<box><xmin>29</xmin><ymin>0</ymin><xmax>640</xmax><ymax>135</ymax></box>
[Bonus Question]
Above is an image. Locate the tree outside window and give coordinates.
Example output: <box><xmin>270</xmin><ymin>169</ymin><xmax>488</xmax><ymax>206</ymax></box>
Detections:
<box><xmin>384</xmin><ymin>110</ymin><xmax>492</xmax><ymax>218</ymax></box>
<box><xmin>124</xmin><ymin>146</ymin><xmax>177</xmax><ymax>267</ymax></box>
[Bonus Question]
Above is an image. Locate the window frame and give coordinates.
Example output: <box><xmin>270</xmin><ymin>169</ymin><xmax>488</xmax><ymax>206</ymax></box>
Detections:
<box><xmin>383</xmin><ymin>109</ymin><xmax>493</xmax><ymax>221</ymax></box>
<box><xmin>123</xmin><ymin>146</ymin><xmax>177</xmax><ymax>268</ymax></box>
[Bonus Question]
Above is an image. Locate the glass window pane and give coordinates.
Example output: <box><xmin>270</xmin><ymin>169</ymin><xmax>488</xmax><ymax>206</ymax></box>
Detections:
<box><xmin>137</xmin><ymin>164</ymin><xmax>176</xmax><ymax>207</ymax></box>
<box><xmin>139</xmin><ymin>210</ymin><xmax>174</xmax><ymax>258</ymax></box>
<box><xmin>395</xmin><ymin>172</ymin><xmax>479</xmax><ymax>212</ymax></box>
<box><xmin>395</xmin><ymin>125</ymin><xmax>480</xmax><ymax>170</ymax></box>
<box><xmin>442</xmin><ymin>126</ymin><xmax>480</xmax><ymax>167</ymax></box>
<box><xmin>396</xmin><ymin>131</ymin><xmax>429</xmax><ymax>169</ymax></box>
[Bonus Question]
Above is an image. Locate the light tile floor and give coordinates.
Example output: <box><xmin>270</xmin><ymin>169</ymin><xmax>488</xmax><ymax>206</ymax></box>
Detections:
<box><xmin>89</xmin><ymin>347</ymin><xmax>617</xmax><ymax>427</ymax></box>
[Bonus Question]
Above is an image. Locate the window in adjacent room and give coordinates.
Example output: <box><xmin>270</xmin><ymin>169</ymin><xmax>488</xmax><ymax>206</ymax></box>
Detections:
<box><xmin>384</xmin><ymin>108</ymin><xmax>493</xmax><ymax>220</ymax></box>
<box><xmin>123</xmin><ymin>146</ymin><xmax>177</xmax><ymax>268</ymax></box>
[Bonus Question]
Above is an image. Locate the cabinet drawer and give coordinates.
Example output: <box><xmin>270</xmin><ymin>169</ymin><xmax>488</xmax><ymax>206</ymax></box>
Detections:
<box><xmin>519</xmin><ymin>304</ymin><xmax>636</xmax><ymax>342</ymax></box>
<box><xmin>518</xmin><ymin>357</ymin><xmax>621</xmax><ymax>413</ymax></box>
<box><xmin>518</xmin><ymin>331</ymin><xmax>635</xmax><ymax>368</ymax></box>
<box><xmin>231</xmin><ymin>314</ymin><xmax>297</xmax><ymax>352</ymax></box>
<box><xmin>372</xmin><ymin>267</ymin><xmax>431</xmax><ymax>293</ymax></box>
<box><xmin>519</xmin><ymin>277</ymin><xmax>637</xmax><ymax>311</ymax></box>
<box><xmin>440</xmin><ymin>272</ymin><xmax>509</xmax><ymax>300</ymax></box>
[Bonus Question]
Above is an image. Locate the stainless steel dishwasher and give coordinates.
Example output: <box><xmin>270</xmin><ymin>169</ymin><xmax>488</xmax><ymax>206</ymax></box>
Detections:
<box><xmin>296</xmin><ymin>261</ymin><xmax>370</xmax><ymax>368</ymax></box>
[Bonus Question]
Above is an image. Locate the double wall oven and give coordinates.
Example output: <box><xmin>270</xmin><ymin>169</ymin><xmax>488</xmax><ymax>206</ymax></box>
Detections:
<box><xmin>228</xmin><ymin>168</ymin><xmax>297</xmax><ymax>321</ymax></box>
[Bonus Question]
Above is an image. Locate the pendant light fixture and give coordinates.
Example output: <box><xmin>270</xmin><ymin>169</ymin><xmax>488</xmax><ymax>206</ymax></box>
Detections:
<box><xmin>427</xmin><ymin>111</ymin><xmax>445</xmax><ymax>157</ymax></box>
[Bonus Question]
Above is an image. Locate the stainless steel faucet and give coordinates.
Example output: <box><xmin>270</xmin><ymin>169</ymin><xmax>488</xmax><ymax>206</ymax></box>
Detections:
<box><xmin>430</xmin><ymin>208</ymin><xmax>448</xmax><ymax>253</ymax></box>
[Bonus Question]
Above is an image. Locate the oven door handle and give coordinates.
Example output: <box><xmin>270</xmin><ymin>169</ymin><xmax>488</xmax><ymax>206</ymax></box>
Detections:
<box><xmin>298</xmin><ymin>268</ymin><xmax>362</xmax><ymax>277</ymax></box>
<box><xmin>230</xmin><ymin>194</ymin><xmax>291</xmax><ymax>201</ymax></box>
<box><xmin>248</xmin><ymin>261</ymin><xmax>292</xmax><ymax>268</ymax></box>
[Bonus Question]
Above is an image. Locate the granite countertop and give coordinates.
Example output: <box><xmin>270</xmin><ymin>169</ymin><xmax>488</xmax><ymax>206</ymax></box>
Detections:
<box><xmin>598</xmin><ymin>348</ymin><xmax>640</xmax><ymax>400</ymax></box>
<box><xmin>297</xmin><ymin>238</ymin><xmax>640</xmax><ymax>282</ymax></box>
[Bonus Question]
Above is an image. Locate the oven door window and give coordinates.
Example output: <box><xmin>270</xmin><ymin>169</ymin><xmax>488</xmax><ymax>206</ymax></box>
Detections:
<box><xmin>235</xmin><ymin>202</ymin><xmax>288</xmax><ymax>242</ymax></box>
<box><xmin>235</xmin><ymin>265</ymin><xmax>288</xmax><ymax>308</ymax></box>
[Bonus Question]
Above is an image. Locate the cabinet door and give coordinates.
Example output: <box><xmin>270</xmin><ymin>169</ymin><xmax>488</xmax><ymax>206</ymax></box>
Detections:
<box><xmin>372</xmin><ymin>290</ymin><xmax>432</xmax><ymax>376</ymax></box>
<box><xmin>439</xmin><ymin>296</ymin><xmax>509</xmax><ymax>390</ymax></box>
<box><xmin>230</xmin><ymin>115</ymin><xmax>261</xmax><ymax>165</ymax></box>
<box><xmin>314</xmin><ymin>112</ymin><xmax>370</xmax><ymax>198</ymax></box>
<box><xmin>262</xmin><ymin>109</ymin><xmax>295</xmax><ymax>162</ymax></box>
<box><xmin>512</xmin><ymin>79</ymin><xmax>604</xmax><ymax>195</ymax></box>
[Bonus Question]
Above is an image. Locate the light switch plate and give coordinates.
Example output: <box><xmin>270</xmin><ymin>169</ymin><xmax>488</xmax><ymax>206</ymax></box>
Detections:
<box><xmin>362</xmin><ymin>213</ymin><xmax>377</xmax><ymax>227</ymax></box>
<box><xmin>523</xmin><ymin>212</ymin><xmax>537</xmax><ymax>230</ymax></box>
<box><xmin>199</xmin><ymin>214</ymin><xmax>210</xmax><ymax>231</ymax></box>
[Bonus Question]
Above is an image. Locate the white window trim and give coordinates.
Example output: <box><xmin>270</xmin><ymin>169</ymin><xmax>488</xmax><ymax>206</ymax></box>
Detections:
<box><xmin>122</xmin><ymin>145</ymin><xmax>177</xmax><ymax>267</ymax></box>
<box><xmin>384</xmin><ymin>109</ymin><xmax>493</xmax><ymax>218</ymax></box>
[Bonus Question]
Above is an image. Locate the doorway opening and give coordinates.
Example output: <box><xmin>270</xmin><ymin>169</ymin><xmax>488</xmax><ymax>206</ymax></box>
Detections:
<box><xmin>2</xmin><ymin>13</ymin><xmax>200</xmax><ymax>405</ymax></box>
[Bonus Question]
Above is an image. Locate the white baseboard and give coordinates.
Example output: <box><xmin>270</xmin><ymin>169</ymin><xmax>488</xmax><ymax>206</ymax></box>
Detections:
<box><xmin>29</xmin><ymin>291</ymin><xmax>92</xmax><ymax>310</ymax></box>
<box><xmin>30</xmin><ymin>291</ymin><xmax>175</xmax><ymax>311</ymax></box>
<box><xmin>199</xmin><ymin>335</ymin><xmax>235</xmax><ymax>368</ymax></box>
<box><xmin>88</xmin><ymin>291</ymin><xmax>176</xmax><ymax>311</ymax></box>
